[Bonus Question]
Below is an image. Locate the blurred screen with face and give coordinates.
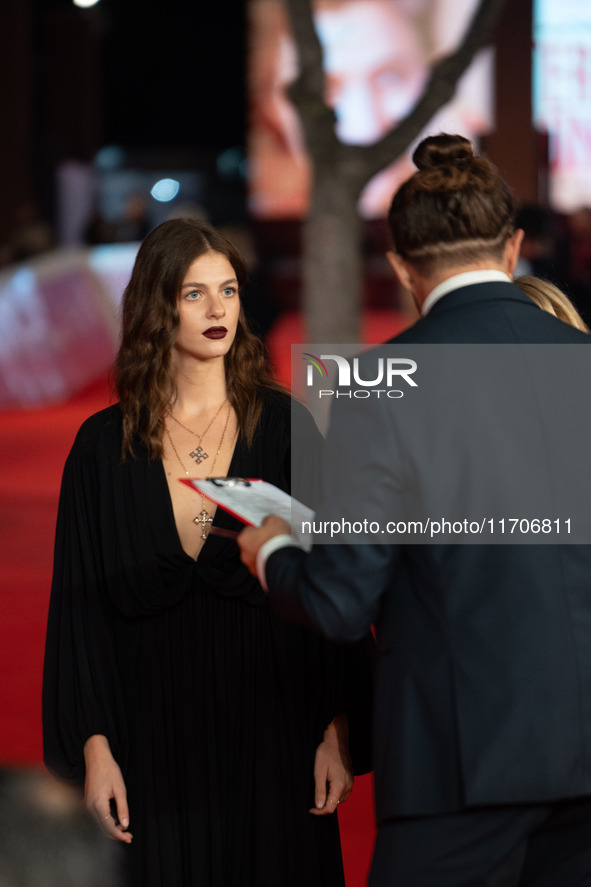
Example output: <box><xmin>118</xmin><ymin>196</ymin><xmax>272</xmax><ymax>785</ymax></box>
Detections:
<box><xmin>533</xmin><ymin>0</ymin><xmax>591</xmax><ymax>212</ymax></box>
<box><xmin>248</xmin><ymin>0</ymin><xmax>493</xmax><ymax>219</ymax></box>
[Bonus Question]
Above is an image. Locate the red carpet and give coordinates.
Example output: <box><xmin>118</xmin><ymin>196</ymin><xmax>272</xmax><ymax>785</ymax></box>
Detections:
<box><xmin>0</xmin><ymin>308</ymin><xmax>412</xmax><ymax>885</ymax></box>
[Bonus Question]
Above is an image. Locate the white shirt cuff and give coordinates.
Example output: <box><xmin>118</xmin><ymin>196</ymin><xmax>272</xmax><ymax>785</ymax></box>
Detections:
<box><xmin>256</xmin><ymin>534</ymin><xmax>302</xmax><ymax>592</ymax></box>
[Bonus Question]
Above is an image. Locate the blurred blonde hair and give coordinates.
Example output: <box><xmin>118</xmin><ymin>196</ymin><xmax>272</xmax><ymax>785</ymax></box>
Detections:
<box><xmin>515</xmin><ymin>275</ymin><xmax>589</xmax><ymax>332</ymax></box>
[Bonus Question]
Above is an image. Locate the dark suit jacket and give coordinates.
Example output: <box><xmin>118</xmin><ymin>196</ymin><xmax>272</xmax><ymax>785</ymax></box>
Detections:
<box><xmin>266</xmin><ymin>281</ymin><xmax>591</xmax><ymax>822</ymax></box>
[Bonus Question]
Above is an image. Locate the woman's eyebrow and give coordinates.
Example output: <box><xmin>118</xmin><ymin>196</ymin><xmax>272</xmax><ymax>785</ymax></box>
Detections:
<box><xmin>181</xmin><ymin>277</ymin><xmax>238</xmax><ymax>289</ymax></box>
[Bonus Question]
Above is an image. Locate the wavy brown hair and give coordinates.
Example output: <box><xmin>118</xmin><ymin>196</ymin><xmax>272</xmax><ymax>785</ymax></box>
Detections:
<box><xmin>387</xmin><ymin>133</ymin><xmax>518</xmax><ymax>276</ymax></box>
<box><xmin>113</xmin><ymin>218</ymin><xmax>286</xmax><ymax>460</ymax></box>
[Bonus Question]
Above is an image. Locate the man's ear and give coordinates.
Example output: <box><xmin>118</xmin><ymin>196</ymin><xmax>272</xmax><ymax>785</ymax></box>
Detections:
<box><xmin>505</xmin><ymin>228</ymin><xmax>525</xmax><ymax>277</ymax></box>
<box><xmin>386</xmin><ymin>250</ymin><xmax>413</xmax><ymax>291</ymax></box>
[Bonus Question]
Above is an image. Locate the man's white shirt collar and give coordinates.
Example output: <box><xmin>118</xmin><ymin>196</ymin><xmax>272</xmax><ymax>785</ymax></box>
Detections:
<box><xmin>421</xmin><ymin>270</ymin><xmax>512</xmax><ymax>317</ymax></box>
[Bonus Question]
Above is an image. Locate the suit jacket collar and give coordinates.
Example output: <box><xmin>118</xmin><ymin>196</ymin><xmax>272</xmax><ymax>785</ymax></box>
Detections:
<box><xmin>427</xmin><ymin>280</ymin><xmax>533</xmax><ymax>317</ymax></box>
<box><xmin>421</xmin><ymin>270</ymin><xmax>512</xmax><ymax>315</ymax></box>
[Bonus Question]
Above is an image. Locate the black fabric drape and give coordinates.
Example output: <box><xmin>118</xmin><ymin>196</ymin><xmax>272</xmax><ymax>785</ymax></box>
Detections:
<box><xmin>43</xmin><ymin>392</ymin><xmax>373</xmax><ymax>887</ymax></box>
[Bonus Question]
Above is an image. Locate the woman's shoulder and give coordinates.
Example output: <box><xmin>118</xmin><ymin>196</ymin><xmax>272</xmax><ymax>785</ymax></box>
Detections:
<box><xmin>258</xmin><ymin>388</ymin><xmax>318</xmax><ymax>432</ymax></box>
<box><xmin>259</xmin><ymin>386</ymin><xmax>316</xmax><ymax>415</ymax></box>
<box><xmin>260</xmin><ymin>386</ymin><xmax>291</xmax><ymax>410</ymax></box>
<box><xmin>255</xmin><ymin>391</ymin><xmax>322</xmax><ymax>469</ymax></box>
<box><xmin>70</xmin><ymin>403</ymin><xmax>123</xmax><ymax>458</ymax></box>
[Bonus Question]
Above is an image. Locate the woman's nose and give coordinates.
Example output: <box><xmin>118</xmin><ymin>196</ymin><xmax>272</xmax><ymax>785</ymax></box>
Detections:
<box><xmin>208</xmin><ymin>296</ymin><xmax>226</xmax><ymax>318</ymax></box>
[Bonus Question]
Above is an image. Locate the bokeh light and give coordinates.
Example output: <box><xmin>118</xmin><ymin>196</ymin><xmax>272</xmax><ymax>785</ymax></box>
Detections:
<box><xmin>150</xmin><ymin>179</ymin><xmax>181</xmax><ymax>203</ymax></box>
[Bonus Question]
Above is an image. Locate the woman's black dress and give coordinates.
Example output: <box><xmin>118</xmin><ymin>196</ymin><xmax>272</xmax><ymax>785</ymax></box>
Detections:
<box><xmin>43</xmin><ymin>393</ymin><xmax>372</xmax><ymax>887</ymax></box>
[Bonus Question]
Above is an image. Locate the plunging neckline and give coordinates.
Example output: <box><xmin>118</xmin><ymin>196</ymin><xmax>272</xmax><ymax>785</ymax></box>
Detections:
<box><xmin>159</xmin><ymin>440</ymin><xmax>241</xmax><ymax>563</ymax></box>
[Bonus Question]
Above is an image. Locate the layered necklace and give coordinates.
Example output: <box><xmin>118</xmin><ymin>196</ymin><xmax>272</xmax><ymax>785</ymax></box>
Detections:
<box><xmin>168</xmin><ymin>397</ymin><xmax>228</xmax><ymax>465</ymax></box>
<box><xmin>164</xmin><ymin>400</ymin><xmax>233</xmax><ymax>540</ymax></box>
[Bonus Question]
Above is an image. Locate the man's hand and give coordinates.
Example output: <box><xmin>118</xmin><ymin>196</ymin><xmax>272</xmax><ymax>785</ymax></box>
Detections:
<box><xmin>238</xmin><ymin>514</ymin><xmax>291</xmax><ymax>577</ymax></box>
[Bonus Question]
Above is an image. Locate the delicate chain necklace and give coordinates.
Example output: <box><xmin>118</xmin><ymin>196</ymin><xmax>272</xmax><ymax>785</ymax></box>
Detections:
<box><xmin>164</xmin><ymin>403</ymin><xmax>233</xmax><ymax>540</ymax></box>
<box><xmin>168</xmin><ymin>397</ymin><xmax>228</xmax><ymax>465</ymax></box>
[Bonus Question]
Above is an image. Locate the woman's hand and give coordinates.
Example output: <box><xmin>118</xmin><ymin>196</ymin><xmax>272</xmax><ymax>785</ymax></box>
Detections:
<box><xmin>84</xmin><ymin>734</ymin><xmax>132</xmax><ymax>843</ymax></box>
<box><xmin>309</xmin><ymin>714</ymin><xmax>354</xmax><ymax>816</ymax></box>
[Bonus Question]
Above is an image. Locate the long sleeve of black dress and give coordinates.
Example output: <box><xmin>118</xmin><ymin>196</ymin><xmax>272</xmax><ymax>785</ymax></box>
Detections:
<box><xmin>43</xmin><ymin>411</ymin><xmax>129</xmax><ymax>782</ymax></box>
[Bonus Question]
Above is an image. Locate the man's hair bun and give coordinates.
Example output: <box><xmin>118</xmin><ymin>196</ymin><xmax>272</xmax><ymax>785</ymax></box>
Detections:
<box><xmin>387</xmin><ymin>132</ymin><xmax>517</xmax><ymax>276</ymax></box>
<box><xmin>412</xmin><ymin>134</ymin><xmax>474</xmax><ymax>171</ymax></box>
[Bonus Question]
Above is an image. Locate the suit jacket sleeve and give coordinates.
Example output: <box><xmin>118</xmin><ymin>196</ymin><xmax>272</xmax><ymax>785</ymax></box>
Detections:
<box><xmin>271</xmin><ymin>395</ymin><xmax>378</xmax><ymax>771</ymax></box>
<box><xmin>267</xmin><ymin>392</ymin><xmax>402</xmax><ymax>642</ymax></box>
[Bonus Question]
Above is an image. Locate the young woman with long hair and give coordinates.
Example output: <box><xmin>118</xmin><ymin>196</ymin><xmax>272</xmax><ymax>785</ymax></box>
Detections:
<box><xmin>43</xmin><ymin>218</ymin><xmax>371</xmax><ymax>887</ymax></box>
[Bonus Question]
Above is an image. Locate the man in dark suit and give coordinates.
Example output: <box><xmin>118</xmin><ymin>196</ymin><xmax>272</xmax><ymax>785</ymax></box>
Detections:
<box><xmin>238</xmin><ymin>135</ymin><xmax>591</xmax><ymax>886</ymax></box>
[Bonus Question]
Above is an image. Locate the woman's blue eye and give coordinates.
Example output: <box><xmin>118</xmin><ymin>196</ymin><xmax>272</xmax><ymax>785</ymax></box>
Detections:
<box><xmin>223</xmin><ymin>287</ymin><xmax>237</xmax><ymax>297</ymax></box>
<box><xmin>186</xmin><ymin>290</ymin><xmax>201</xmax><ymax>300</ymax></box>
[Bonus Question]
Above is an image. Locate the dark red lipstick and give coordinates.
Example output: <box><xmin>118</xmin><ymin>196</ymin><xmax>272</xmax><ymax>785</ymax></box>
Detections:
<box><xmin>203</xmin><ymin>327</ymin><xmax>228</xmax><ymax>339</ymax></box>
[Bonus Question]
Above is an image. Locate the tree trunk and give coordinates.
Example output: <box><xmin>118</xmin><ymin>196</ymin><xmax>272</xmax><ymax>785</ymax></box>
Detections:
<box><xmin>303</xmin><ymin>163</ymin><xmax>363</xmax><ymax>343</ymax></box>
<box><xmin>282</xmin><ymin>0</ymin><xmax>509</xmax><ymax>344</ymax></box>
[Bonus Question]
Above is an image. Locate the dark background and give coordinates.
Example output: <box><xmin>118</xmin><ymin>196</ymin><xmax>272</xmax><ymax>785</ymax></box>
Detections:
<box><xmin>3</xmin><ymin>0</ymin><xmax>566</xmax><ymax>323</ymax></box>
<box><xmin>2</xmin><ymin>0</ymin><xmax>247</xmax><ymax>241</ymax></box>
